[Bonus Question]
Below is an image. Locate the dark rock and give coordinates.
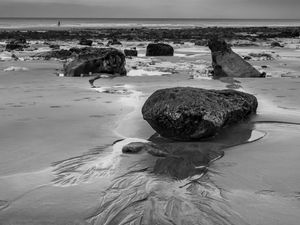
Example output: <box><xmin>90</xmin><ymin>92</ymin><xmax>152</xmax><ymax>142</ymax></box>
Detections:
<box><xmin>49</xmin><ymin>44</ymin><xmax>60</xmax><ymax>50</ymax></box>
<box><xmin>271</xmin><ymin>41</ymin><xmax>283</xmax><ymax>48</ymax></box>
<box><xmin>34</xmin><ymin>49</ymin><xmax>73</xmax><ymax>60</ymax></box>
<box><xmin>173</xmin><ymin>41</ymin><xmax>185</xmax><ymax>45</ymax></box>
<box><xmin>142</xmin><ymin>87</ymin><xmax>258</xmax><ymax>141</ymax></box>
<box><xmin>79</xmin><ymin>38</ymin><xmax>93</xmax><ymax>46</ymax></box>
<box><xmin>122</xmin><ymin>142</ymin><xmax>168</xmax><ymax>157</ymax></box>
<box><xmin>194</xmin><ymin>40</ymin><xmax>207</xmax><ymax>46</ymax></box>
<box><xmin>107</xmin><ymin>39</ymin><xmax>122</xmax><ymax>46</ymax></box>
<box><xmin>64</xmin><ymin>48</ymin><xmax>126</xmax><ymax>77</ymax></box>
<box><xmin>11</xmin><ymin>54</ymin><xmax>19</xmax><ymax>61</ymax></box>
<box><xmin>5</xmin><ymin>39</ymin><xmax>28</xmax><ymax>51</ymax></box>
<box><xmin>122</xmin><ymin>142</ymin><xmax>145</xmax><ymax>153</ymax></box>
<box><xmin>243</xmin><ymin>56</ymin><xmax>252</xmax><ymax>60</ymax></box>
<box><xmin>208</xmin><ymin>37</ymin><xmax>262</xmax><ymax>78</ymax></box>
<box><xmin>146</xmin><ymin>43</ymin><xmax>174</xmax><ymax>56</ymax></box>
<box><xmin>124</xmin><ymin>49</ymin><xmax>138</xmax><ymax>57</ymax></box>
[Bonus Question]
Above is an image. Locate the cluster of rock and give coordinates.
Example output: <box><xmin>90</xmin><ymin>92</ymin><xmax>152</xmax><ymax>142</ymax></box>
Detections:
<box><xmin>5</xmin><ymin>38</ymin><xmax>29</xmax><ymax>51</ymax></box>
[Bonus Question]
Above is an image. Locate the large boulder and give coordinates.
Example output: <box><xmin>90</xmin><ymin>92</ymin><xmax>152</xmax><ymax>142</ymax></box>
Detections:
<box><xmin>208</xmin><ymin>38</ymin><xmax>262</xmax><ymax>78</ymax></box>
<box><xmin>146</xmin><ymin>43</ymin><xmax>174</xmax><ymax>56</ymax></box>
<box><xmin>63</xmin><ymin>48</ymin><xmax>126</xmax><ymax>77</ymax></box>
<box><xmin>142</xmin><ymin>87</ymin><xmax>258</xmax><ymax>141</ymax></box>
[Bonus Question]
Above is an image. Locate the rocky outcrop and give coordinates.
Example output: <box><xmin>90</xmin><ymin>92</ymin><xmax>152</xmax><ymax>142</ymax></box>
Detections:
<box><xmin>63</xmin><ymin>48</ymin><xmax>126</xmax><ymax>77</ymax></box>
<box><xmin>124</xmin><ymin>49</ymin><xmax>138</xmax><ymax>57</ymax></box>
<box><xmin>79</xmin><ymin>38</ymin><xmax>93</xmax><ymax>46</ymax></box>
<box><xmin>142</xmin><ymin>87</ymin><xmax>258</xmax><ymax>141</ymax></box>
<box><xmin>5</xmin><ymin>39</ymin><xmax>28</xmax><ymax>51</ymax></box>
<box><xmin>146</xmin><ymin>43</ymin><xmax>174</xmax><ymax>56</ymax></box>
<box><xmin>208</xmin><ymin>38</ymin><xmax>262</xmax><ymax>78</ymax></box>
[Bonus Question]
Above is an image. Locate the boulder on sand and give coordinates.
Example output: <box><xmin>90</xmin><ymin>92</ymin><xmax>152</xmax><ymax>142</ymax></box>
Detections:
<box><xmin>146</xmin><ymin>43</ymin><xmax>174</xmax><ymax>56</ymax></box>
<box><xmin>208</xmin><ymin>37</ymin><xmax>262</xmax><ymax>78</ymax></box>
<box><xmin>142</xmin><ymin>87</ymin><xmax>258</xmax><ymax>141</ymax></box>
<box><xmin>63</xmin><ymin>48</ymin><xmax>126</xmax><ymax>77</ymax></box>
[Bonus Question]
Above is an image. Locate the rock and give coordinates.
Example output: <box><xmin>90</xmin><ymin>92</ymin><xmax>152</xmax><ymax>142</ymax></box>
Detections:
<box><xmin>173</xmin><ymin>41</ymin><xmax>185</xmax><ymax>45</ymax></box>
<box><xmin>107</xmin><ymin>39</ymin><xmax>122</xmax><ymax>46</ymax></box>
<box><xmin>124</xmin><ymin>49</ymin><xmax>138</xmax><ymax>57</ymax></box>
<box><xmin>64</xmin><ymin>48</ymin><xmax>127</xmax><ymax>77</ymax></box>
<box><xmin>122</xmin><ymin>142</ymin><xmax>145</xmax><ymax>153</ymax></box>
<box><xmin>208</xmin><ymin>37</ymin><xmax>262</xmax><ymax>78</ymax></box>
<box><xmin>79</xmin><ymin>38</ymin><xmax>93</xmax><ymax>46</ymax></box>
<box><xmin>248</xmin><ymin>52</ymin><xmax>274</xmax><ymax>61</ymax></box>
<box><xmin>49</xmin><ymin>44</ymin><xmax>60</xmax><ymax>50</ymax></box>
<box><xmin>271</xmin><ymin>41</ymin><xmax>283</xmax><ymax>48</ymax></box>
<box><xmin>142</xmin><ymin>87</ymin><xmax>258</xmax><ymax>141</ymax></box>
<box><xmin>5</xmin><ymin>39</ymin><xmax>28</xmax><ymax>51</ymax></box>
<box><xmin>194</xmin><ymin>40</ymin><xmax>207</xmax><ymax>46</ymax></box>
<box><xmin>122</xmin><ymin>142</ymin><xmax>168</xmax><ymax>157</ymax></box>
<box><xmin>243</xmin><ymin>56</ymin><xmax>252</xmax><ymax>60</ymax></box>
<box><xmin>146</xmin><ymin>43</ymin><xmax>174</xmax><ymax>56</ymax></box>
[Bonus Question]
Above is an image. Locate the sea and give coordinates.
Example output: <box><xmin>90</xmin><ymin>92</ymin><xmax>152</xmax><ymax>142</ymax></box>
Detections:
<box><xmin>0</xmin><ymin>18</ymin><xmax>300</xmax><ymax>29</ymax></box>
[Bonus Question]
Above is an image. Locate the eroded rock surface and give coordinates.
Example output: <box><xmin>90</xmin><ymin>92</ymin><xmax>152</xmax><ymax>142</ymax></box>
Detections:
<box><xmin>208</xmin><ymin>37</ymin><xmax>262</xmax><ymax>78</ymax></box>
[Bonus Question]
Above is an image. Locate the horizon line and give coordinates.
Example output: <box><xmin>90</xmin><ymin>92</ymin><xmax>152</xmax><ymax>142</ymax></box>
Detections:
<box><xmin>0</xmin><ymin>17</ymin><xmax>300</xmax><ymax>20</ymax></box>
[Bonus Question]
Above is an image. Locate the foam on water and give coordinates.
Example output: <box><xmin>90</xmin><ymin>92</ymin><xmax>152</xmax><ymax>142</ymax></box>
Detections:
<box><xmin>127</xmin><ymin>69</ymin><xmax>172</xmax><ymax>76</ymax></box>
<box><xmin>3</xmin><ymin>66</ymin><xmax>28</xmax><ymax>72</ymax></box>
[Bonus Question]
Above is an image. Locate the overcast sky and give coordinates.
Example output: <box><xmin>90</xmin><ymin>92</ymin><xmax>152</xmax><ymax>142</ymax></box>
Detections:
<box><xmin>0</xmin><ymin>0</ymin><xmax>300</xmax><ymax>19</ymax></box>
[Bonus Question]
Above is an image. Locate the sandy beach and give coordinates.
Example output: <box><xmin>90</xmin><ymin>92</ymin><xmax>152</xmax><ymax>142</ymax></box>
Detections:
<box><xmin>0</xmin><ymin>27</ymin><xmax>300</xmax><ymax>225</ymax></box>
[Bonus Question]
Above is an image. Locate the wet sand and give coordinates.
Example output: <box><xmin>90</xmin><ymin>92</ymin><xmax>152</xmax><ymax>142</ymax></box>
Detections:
<box><xmin>0</xmin><ymin>40</ymin><xmax>299</xmax><ymax>224</ymax></box>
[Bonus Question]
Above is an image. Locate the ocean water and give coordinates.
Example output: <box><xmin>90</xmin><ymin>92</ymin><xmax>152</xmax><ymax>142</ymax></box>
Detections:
<box><xmin>0</xmin><ymin>18</ymin><xmax>300</xmax><ymax>29</ymax></box>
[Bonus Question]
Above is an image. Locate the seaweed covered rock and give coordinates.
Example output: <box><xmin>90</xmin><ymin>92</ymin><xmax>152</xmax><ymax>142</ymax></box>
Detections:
<box><xmin>5</xmin><ymin>39</ymin><xmax>28</xmax><ymax>51</ymax></box>
<box><xmin>142</xmin><ymin>87</ymin><xmax>258</xmax><ymax>141</ymax></box>
<box><xmin>146</xmin><ymin>43</ymin><xmax>174</xmax><ymax>56</ymax></box>
<box><xmin>124</xmin><ymin>49</ymin><xmax>138</xmax><ymax>57</ymax></box>
<box><xmin>208</xmin><ymin>37</ymin><xmax>262</xmax><ymax>78</ymax></box>
<box><xmin>79</xmin><ymin>38</ymin><xmax>93</xmax><ymax>46</ymax></box>
<box><xmin>64</xmin><ymin>48</ymin><xmax>126</xmax><ymax>77</ymax></box>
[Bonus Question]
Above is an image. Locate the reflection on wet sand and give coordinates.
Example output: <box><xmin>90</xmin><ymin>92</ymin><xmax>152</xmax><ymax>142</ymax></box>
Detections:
<box><xmin>52</xmin><ymin>122</ymin><xmax>265</xmax><ymax>224</ymax></box>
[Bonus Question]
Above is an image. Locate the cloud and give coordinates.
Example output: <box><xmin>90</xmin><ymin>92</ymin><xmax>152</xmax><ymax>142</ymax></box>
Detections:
<box><xmin>0</xmin><ymin>0</ymin><xmax>299</xmax><ymax>19</ymax></box>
